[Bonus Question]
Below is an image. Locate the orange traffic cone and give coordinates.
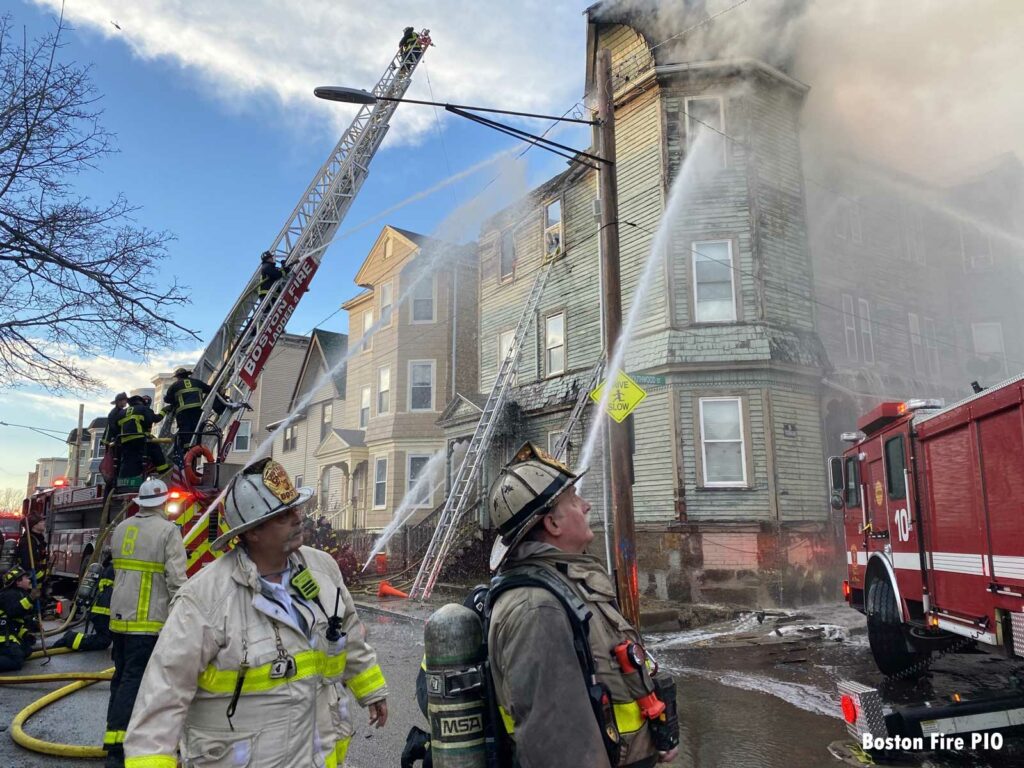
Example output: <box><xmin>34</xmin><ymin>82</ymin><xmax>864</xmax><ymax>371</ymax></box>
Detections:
<box><xmin>378</xmin><ymin>580</ymin><xmax>408</xmax><ymax>599</ymax></box>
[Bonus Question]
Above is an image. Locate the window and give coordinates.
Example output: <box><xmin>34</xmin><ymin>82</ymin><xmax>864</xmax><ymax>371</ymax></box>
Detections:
<box><xmin>379</xmin><ymin>282</ymin><xmax>393</xmax><ymax>327</ymax></box>
<box><xmin>294</xmin><ymin>474</ymin><xmax>303</xmax><ymax>488</ymax></box>
<box><xmin>972</xmin><ymin>322</ymin><xmax>1007</xmax><ymax>376</ymax></box>
<box><xmin>409</xmin><ymin>361</ymin><xmax>435</xmax><ymax>411</ymax></box>
<box><xmin>858</xmin><ymin>298</ymin><xmax>874</xmax><ymax>364</ymax></box>
<box><xmin>360</xmin><ymin>386</ymin><xmax>371</xmax><ymax>428</ymax></box>
<box><xmin>320</xmin><ymin>467</ymin><xmax>331</xmax><ymax>511</ymax></box>
<box><xmin>321</xmin><ymin>403</ymin><xmax>333</xmax><ymax>441</ymax></box>
<box><xmin>384</xmin><ymin>238</ymin><xmax>394</xmax><ymax>259</ymax></box>
<box><xmin>233</xmin><ymin>420</ymin><xmax>252</xmax><ymax>452</ymax></box>
<box><xmin>407</xmin><ymin>455</ymin><xmax>433</xmax><ymax>507</ymax></box>
<box><xmin>545</xmin><ymin>312</ymin><xmax>565</xmax><ymax>376</ymax></box>
<box><xmin>499</xmin><ymin>229</ymin><xmax>516</xmax><ymax>281</ymax></box>
<box><xmin>377</xmin><ymin>367</ymin><xmax>391</xmax><ymax>415</ymax></box>
<box><xmin>885</xmin><ymin>436</ymin><xmax>906</xmax><ymax>499</ymax></box>
<box><xmin>903</xmin><ymin>204</ymin><xmax>925</xmax><ymax>265</ymax></box>
<box><xmin>923</xmin><ymin>317</ymin><xmax>940</xmax><ymax>377</ymax></box>
<box><xmin>498</xmin><ymin>330</ymin><xmax>517</xmax><ymax>385</ymax></box>
<box><xmin>93</xmin><ymin>434</ymin><xmax>105</xmax><ymax>458</ymax></box>
<box><xmin>692</xmin><ymin>241</ymin><xmax>736</xmax><ymax>323</ymax></box>
<box><xmin>544</xmin><ymin>200</ymin><xmax>563</xmax><ymax>261</ymax></box>
<box><xmin>373</xmin><ymin>457</ymin><xmax>387</xmax><ymax>508</ymax></box>
<box><xmin>412</xmin><ymin>276</ymin><xmax>435</xmax><ymax>323</ymax></box>
<box><xmin>844</xmin><ymin>456</ymin><xmax>861</xmax><ymax>507</ymax></box>
<box><xmin>699</xmin><ymin>397</ymin><xmax>746</xmax><ymax>486</ymax></box>
<box><xmin>908</xmin><ymin>313</ymin><xmax>924</xmax><ymax>374</ymax></box>
<box><xmin>842</xmin><ymin>294</ymin><xmax>858</xmax><ymax>360</ymax></box>
<box><xmin>960</xmin><ymin>223</ymin><xmax>993</xmax><ymax>271</ymax></box>
<box><xmin>362</xmin><ymin>310</ymin><xmax>374</xmax><ymax>352</ymax></box>
<box><xmin>283</xmin><ymin>425</ymin><xmax>297</xmax><ymax>452</ymax></box>
<box><xmin>835</xmin><ymin>199</ymin><xmax>863</xmax><ymax>244</ymax></box>
<box><xmin>685</xmin><ymin>96</ymin><xmax>725</xmax><ymax>167</ymax></box>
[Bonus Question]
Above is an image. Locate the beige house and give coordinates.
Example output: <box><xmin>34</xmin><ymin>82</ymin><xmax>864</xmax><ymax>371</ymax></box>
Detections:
<box><xmin>335</xmin><ymin>226</ymin><xmax>477</xmax><ymax>531</ymax></box>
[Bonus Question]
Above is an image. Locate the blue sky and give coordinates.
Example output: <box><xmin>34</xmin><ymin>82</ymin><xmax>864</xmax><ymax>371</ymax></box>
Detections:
<box><xmin>0</xmin><ymin>0</ymin><xmax>590</xmax><ymax>490</ymax></box>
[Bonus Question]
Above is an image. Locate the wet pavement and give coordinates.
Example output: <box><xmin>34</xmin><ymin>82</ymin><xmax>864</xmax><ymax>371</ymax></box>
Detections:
<box><xmin>2</xmin><ymin>601</ymin><xmax>1023</xmax><ymax>767</ymax></box>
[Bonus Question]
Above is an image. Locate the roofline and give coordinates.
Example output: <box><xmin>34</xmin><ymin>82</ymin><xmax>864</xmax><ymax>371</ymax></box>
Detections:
<box><xmin>656</xmin><ymin>59</ymin><xmax>809</xmax><ymax>95</ymax></box>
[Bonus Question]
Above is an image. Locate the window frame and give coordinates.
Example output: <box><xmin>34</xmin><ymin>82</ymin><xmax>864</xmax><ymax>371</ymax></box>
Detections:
<box><xmin>692</xmin><ymin>239</ymin><xmax>737</xmax><ymax>323</ymax></box>
<box><xmin>377</xmin><ymin>366</ymin><xmax>391</xmax><ymax>416</ymax></box>
<box><xmin>359</xmin><ymin>386</ymin><xmax>371</xmax><ymax>429</ymax></box>
<box><xmin>373</xmin><ymin>456</ymin><xmax>388</xmax><ymax>509</ymax></box>
<box><xmin>499</xmin><ymin>228</ymin><xmax>516</xmax><ymax>283</ymax></box>
<box><xmin>543</xmin><ymin>199</ymin><xmax>563</xmax><ymax>262</ymax></box>
<box><xmin>408</xmin><ymin>359</ymin><xmax>436</xmax><ymax>412</ymax></box>
<box><xmin>320</xmin><ymin>402</ymin><xmax>333</xmax><ymax>442</ymax></box>
<box><xmin>698</xmin><ymin>396</ymin><xmax>748</xmax><ymax>488</ymax></box>
<box><xmin>362</xmin><ymin>309</ymin><xmax>374</xmax><ymax>353</ymax></box>
<box><xmin>406</xmin><ymin>453</ymin><xmax>434</xmax><ymax>508</ymax></box>
<box><xmin>684</xmin><ymin>95</ymin><xmax>726</xmax><ymax>167</ymax></box>
<box><xmin>544</xmin><ymin>310</ymin><xmax>566</xmax><ymax>378</ymax></box>
<box><xmin>379</xmin><ymin>281</ymin><xmax>394</xmax><ymax>328</ymax></box>
<box><xmin>842</xmin><ymin>293</ymin><xmax>858</xmax><ymax>360</ymax></box>
<box><xmin>858</xmin><ymin>298</ymin><xmax>875</xmax><ymax>364</ymax></box>
<box><xmin>233</xmin><ymin>419</ymin><xmax>252</xmax><ymax>453</ymax></box>
<box><xmin>283</xmin><ymin>424</ymin><xmax>297</xmax><ymax>453</ymax></box>
<box><xmin>410</xmin><ymin>274</ymin><xmax>436</xmax><ymax>324</ymax></box>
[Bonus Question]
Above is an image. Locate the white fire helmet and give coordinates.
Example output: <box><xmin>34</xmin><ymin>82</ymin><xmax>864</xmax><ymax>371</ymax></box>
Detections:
<box><xmin>212</xmin><ymin>458</ymin><xmax>313</xmax><ymax>550</ymax></box>
<box><xmin>136</xmin><ymin>477</ymin><xmax>169</xmax><ymax>509</ymax></box>
<box><xmin>487</xmin><ymin>442</ymin><xmax>587</xmax><ymax>571</ymax></box>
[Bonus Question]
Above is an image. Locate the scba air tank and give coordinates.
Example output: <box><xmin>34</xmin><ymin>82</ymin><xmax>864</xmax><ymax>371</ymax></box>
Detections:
<box><xmin>425</xmin><ymin>603</ymin><xmax>487</xmax><ymax>768</ymax></box>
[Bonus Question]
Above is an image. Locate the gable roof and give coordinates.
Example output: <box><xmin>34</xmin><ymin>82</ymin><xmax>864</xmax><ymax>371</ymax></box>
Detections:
<box><xmin>288</xmin><ymin>328</ymin><xmax>348</xmax><ymax>410</ymax></box>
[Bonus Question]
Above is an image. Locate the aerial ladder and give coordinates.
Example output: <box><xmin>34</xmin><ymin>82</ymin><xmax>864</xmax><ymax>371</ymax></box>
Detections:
<box><xmin>159</xmin><ymin>29</ymin><xmax>432</xmax><ymax>460</ymax></box>
<box><xmin>410</xmin><ymin>261</ymin><xmax>555</xmax><ymax>599</ymax></box>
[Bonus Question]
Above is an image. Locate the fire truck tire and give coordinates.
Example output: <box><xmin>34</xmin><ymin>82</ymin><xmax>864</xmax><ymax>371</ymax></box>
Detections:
<box><xmin>866</xmin><ymin>577</ymin><xmax>923</xmax><ymax>676</ymax></box>
<box><xmin>185</xmin><ymin>445</ymin><xmax>214</xmax><ymax>485</ymax></box>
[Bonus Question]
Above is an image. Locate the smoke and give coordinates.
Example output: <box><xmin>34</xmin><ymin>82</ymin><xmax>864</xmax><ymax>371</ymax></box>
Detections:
<box><xmin>596</xmin><ymin>0</ymin><xmax>1024</xmax><ymax>183</ymax></box>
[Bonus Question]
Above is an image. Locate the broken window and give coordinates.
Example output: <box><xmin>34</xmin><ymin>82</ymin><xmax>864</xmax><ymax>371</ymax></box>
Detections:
<box><xmin>544</xmin><ymin>199</ymin><xmax>563</xmax><ymax>261</ymax></box>
<box><xmin>699</xmin><ymin>397</ymin><xmax>746</xmax><ymax>487</ymax></box>
<box><xmin>692</xmin><ymin>240</ymin><xmax>735</xmax><ymax>323</ymax></box>
<box><xmin>500</xmin><ymin>229</ymin><xmax>516</xmax><ymax>281</ymax></box>
<box><xmin>685</xmin><ymin>96</ymin><xmax>726</xmax><ymax>168</ymax></box>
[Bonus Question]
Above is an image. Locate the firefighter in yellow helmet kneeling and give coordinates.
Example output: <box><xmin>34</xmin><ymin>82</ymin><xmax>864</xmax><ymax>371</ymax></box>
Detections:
<box><xmin>486</xmin><ymin>443</ymin><xmax>680</xmax><ymax>768</ymax></box>
<box><xmin>123</xmin><ymin>458</ymin><xmax>388</xmax><ymax>768</ymax></box>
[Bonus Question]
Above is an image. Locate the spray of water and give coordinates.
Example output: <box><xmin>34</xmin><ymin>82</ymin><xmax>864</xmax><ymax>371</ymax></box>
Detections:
<box><xmin>361</xmin><ymin>447</ymin><xmax>446</xmax><ymax>571</ymax></box>
<box><xmin>577</xmin><ymin>133</ymin><xmax>716</xmax><ymax>487</ymax></box>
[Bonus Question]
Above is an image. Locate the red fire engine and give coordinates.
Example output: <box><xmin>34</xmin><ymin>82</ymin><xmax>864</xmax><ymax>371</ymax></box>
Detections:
<box><xmin>832</xmin><ymin>373</ymin><xmax>1024</xmax><ymax>746</ymax></box>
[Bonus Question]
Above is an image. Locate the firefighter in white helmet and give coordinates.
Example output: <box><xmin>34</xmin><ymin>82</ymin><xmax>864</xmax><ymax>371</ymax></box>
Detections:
<box><xmin>104</xmin><ymin>477</ymin><xmax>187</xmax><ymax>768</ymax></box>
<box><xmin>124</xmin><ymin>458</ymin><xmax>388</xmax><ymax>768</ymax></box>
<box><xmin>486</xmin><ymin>443</ymin><xmax>679</xmax><ymax>768</ymax></box>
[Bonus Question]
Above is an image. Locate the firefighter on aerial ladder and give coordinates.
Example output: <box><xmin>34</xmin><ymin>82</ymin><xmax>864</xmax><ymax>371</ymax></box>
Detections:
<box><xmin>258</xmin><ymin>250</ymin><xmax>289</xmax><ymax>302</ymax></box>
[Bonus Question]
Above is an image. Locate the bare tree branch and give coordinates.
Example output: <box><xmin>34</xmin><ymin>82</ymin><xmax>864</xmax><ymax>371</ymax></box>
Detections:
<box><xmin>0</xmin><ymin>12</ymin><xmax>198</xmax><ymax>394</ymax></box>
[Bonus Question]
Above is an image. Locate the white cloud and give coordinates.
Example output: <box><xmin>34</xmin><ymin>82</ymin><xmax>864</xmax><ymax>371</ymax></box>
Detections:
<box><xmin>35</xmin><ymin>0</ymin><xmax>588</xmax><ymax>144</ymax></box>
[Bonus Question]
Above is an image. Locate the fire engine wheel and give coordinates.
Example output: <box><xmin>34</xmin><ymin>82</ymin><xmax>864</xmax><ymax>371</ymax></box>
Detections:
<box><xmin>184</xmin><ymin>445</ymin><xmax>214</xmax><ymax>486</ymax></box>
<box><xmin>866</xmin><ymin>577</ymin><xmax>924</xmax><ymax>676</ymax></box>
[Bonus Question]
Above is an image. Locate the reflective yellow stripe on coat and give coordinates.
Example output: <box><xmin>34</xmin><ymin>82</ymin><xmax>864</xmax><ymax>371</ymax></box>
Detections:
<box><xmin>124</xmin><ymin>756</ymin><xmax>176</xmax><ymax>768</ymax></box>
<box><xmin>347</xmin><ymin>664</ymin><xmax>386</xmax><ymax>700</ymax></box>
<box><xmin>197</xmin><ymin>649</ymin><xmax>347</xmax><ymax>694</ymax></box>
<box><xmin>498</xmin><ymin>700</ymin><xmax>643</xmax><ymax>735</ymax></box>
<box><xmin>325</xmin><ymin>737</ymin><xmax>351</xmax><ymax>768</ymax></box>
<box><xmin>111</xmin><ymin>557</ymin><xmax>166</xmax><ymax>633</ymax></box>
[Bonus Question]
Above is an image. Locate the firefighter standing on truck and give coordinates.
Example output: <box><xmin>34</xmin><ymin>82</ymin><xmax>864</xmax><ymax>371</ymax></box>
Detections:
<box><xmin>123</xmin><ymin>458</ymin><xmax>388</xmax><ymax>768</ymax></box>
<box><xmin>109</xmin><ymin>395</ymin><xmax>170</xmax><ymax>486</ymax></box>
<box><xmin>162</xmin><ymin>367</ymin><xmax>212</xmax><ymax>450</ymax></box>
<box><xmin>0</xmin><ymin>566</ymin><xmax>40</xmax><ymax>672</ymax></box>
<box><xmin>104</xmin><ymin>478</ymin><xmax>187</xmax><ymax>768</ymax></box>
<box><xmin>102</xmin><ymin>392</ymin><xmax>129</xmax><ymax>479</ymax></box>
<box><xmin>486</xmin><ymin>443</ymin><xmax>679</xmax><ymax>768</ymax></box>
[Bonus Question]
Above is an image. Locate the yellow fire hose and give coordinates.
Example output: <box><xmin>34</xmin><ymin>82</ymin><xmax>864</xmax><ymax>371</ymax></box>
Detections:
<box><xmin>7</xmin><ymin>668</ymin><xmax>113</xmax><ymax>758</ymax></box>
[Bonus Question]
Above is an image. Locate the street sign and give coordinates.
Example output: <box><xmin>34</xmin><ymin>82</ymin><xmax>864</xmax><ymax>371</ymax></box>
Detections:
<box><xmin>590</xmin><ymin>371</ymin><xmax>648</xmax><ymax>423</ymax></box>
<box><xmin>627</xmin><ymin>373</ymin><xmax>666</xmax><ymax>387</ymax></box>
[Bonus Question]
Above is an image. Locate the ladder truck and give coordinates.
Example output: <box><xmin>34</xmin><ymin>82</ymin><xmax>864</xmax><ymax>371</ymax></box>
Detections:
<box><xmin>28</xmin><ymin>29</ymin><xmax>432</xmax><ymax>587</ymax></box>
<box><xmin>830</xmin><ymin>373</ymin><xmax>1024</xmax><ymax>753</ymax></box>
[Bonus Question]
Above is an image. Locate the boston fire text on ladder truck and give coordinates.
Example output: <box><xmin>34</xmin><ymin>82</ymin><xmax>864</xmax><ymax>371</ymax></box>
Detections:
<box><xmin>18</xmin><ymin>29</ymin><xmax>432</xmax><ymax>592</ymax></box>
<box><xmin>830</xmin><ymin>373</ymin><xmax>1024</xmax><ymax>754</ymax></box>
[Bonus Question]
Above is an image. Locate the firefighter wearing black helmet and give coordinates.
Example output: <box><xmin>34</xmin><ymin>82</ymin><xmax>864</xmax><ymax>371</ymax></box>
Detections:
<box><xmin>485</xmin><ymin>443</ymin><xmax>680</xmax><ymax>768</ymax></box>
<box><xmin>258</xmin><ymin>250</ymin><xmax>288</xmax><ymax>300</ymax></box>
<box><xmin>0</xmin><ymin>566</ymin><xmax>40</xmax><ymax>672</ymax></box>
<box><xmin>161</xmin><ymin>367</ymin><xmax>211</xmax><ymax>450</ymax></box>
<box><xmin>114</xmin><ymin>395</ymin><xmax>170</xmax><ymax>484</ymax></box>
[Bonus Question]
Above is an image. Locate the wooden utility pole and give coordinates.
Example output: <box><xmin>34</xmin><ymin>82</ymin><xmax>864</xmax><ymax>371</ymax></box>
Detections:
<box><xmin>595</xmin><ymin>48</ymin><xmax>640</xmax><ymax>626</ymax></box>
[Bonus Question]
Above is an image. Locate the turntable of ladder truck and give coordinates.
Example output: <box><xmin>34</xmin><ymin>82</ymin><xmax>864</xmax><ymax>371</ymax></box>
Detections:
<box><xmin>829</xmin><ymin>373</ymin><xmax>1024</xmax><ymax>754</ymax></box>
<box><xmin>8</xmin><ymin>26</ymin><xmax>432</xmax><ymax>600</ymax></box>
